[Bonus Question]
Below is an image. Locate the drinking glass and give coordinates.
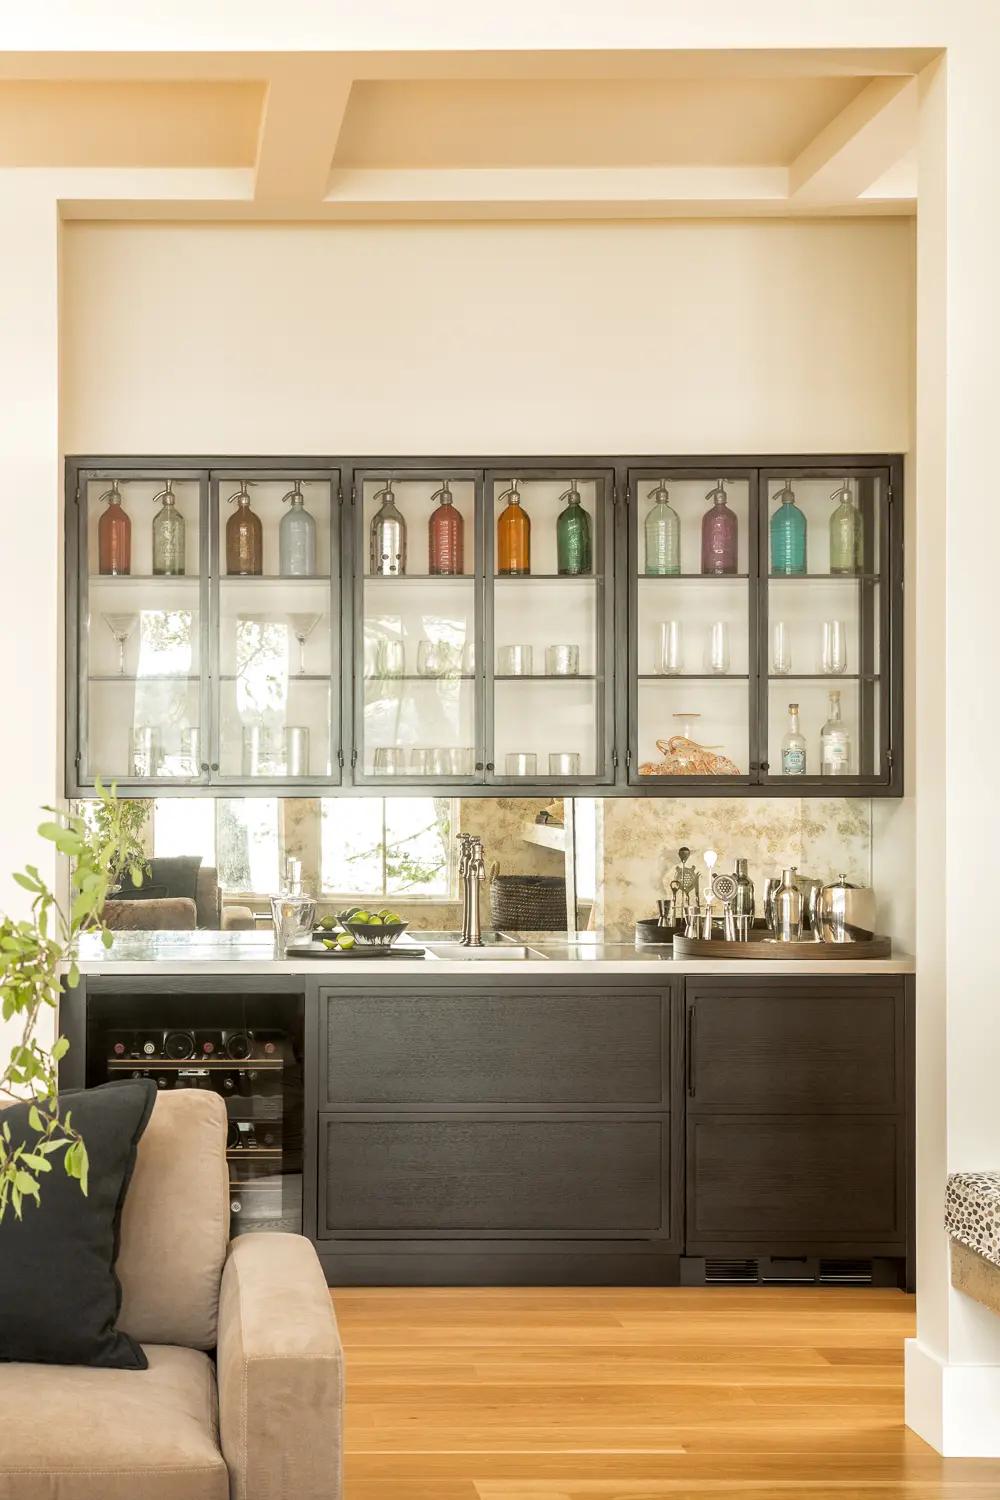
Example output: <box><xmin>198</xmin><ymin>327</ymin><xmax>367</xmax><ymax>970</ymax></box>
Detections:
<box><xmin>377</xmin><ymin>639</ymin><xmax>405</xmax><ymax>678</ymax></box>
<box><xmin>462</xmin><ymin>642</ymin><xmax>476</xmax><ymax>677</ymax></box>
<box><xmin>772</xmin><ymin>621</ymin><xmax>791</xmax><ymax>676</ymax></box>
<box><xmin>416</xmin><ymin>640</ymin><xmax>439</xmax><ymax>677</ymax></box>
<box><xmin>545</xmin><ymin>645</ymin><xmax>580</xmax><ymax>676</ymax></box>
<box><xmin>497</xmin><ymin>644</ymin><xmax>533</xmax><ymax>676</ymax></box>
<box><xmin>427</xmin><ymin>748</ymin><xmax>450</xmax><ymax>776</ymax></box>
<box><xmin>437</xmin><ymin>643</ymin><xmax>461</xmax><ymax>678</ymax></box>
<box><xmin>505</xmin><ymin>752</ymin><xmax>538</xmax><ymax>776</ymax></box>
<box><xmin>820</xmin><ymin>620</ymin><xmax>847</xmax><ymax>675</ymax></box>
<box><xmin>549</xmin><ymin>752</ymin><xmax>581</xmax><ymax>776</ymax></box>
<box><xmin>657</xmin><ymin>621</ymin><xmax>683</xmax><ymax>676</ymax></box>
<box><xmin>447</xmin><ymin>747</ymin><xmax>475</xmax><ymax>775</ymax></box>
<box><xmin>288</xmin><ymin>613</ymin><xmax>322</xmax><ymax>676</ymax></box>
<box><xmin>373</xmin><ymin>747</ymin><xmax>405</xmax><ymax>775</ymax></box>
<box><xmin>409</xmin><ymin>748</ymin><xmax>431</xmax><ymax>774</ymax></box>
<box><xmin>706</xmin><ymin>622</ymin><xmax>730</xmax><ymax>675</ymax></box>
<box><xmin>102</xmin><ymin>612</ymin><xmax>139</xmax><ymax>676</ymax></box>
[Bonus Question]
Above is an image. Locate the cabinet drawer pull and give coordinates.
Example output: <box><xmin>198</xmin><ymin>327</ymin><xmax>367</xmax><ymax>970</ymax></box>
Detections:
<box><xmin>686</xmin><ymin>1004</ymin><xmax>696</xmax><ymax>1098</ymax></box>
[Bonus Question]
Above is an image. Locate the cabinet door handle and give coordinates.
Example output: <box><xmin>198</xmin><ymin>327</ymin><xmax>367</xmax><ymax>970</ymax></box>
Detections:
<box><xmin>686</xmin><ymin>1004</ymin><xmax>696</xmax><ymax>1098</ymax></box>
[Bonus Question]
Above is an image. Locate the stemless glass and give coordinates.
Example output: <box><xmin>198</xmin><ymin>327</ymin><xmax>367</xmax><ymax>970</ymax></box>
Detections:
<box><xmin>497</xmin><ymin>645</ymin><xmax>533</xmax><ymax>676</ymax></box>
<box><xmin>549</xmin><ymin>752</ymin><xmax>581</xmax><ymax>776</ymax></box>
<box><xmin>657</xmin><ymin>621</ymin><xmax>683</xmax><ymax>676</ymax></box>
<box><xmin>772</xmin><ymin>621</ymin><xmax>792</xmax><ymax>675</ymax></box>
<box><xmin>545</xmin><ymin>645</ymin><xmax>580</xmax><ymax>676</ymax></box>
<box><xmin>447</xmin><ymin>748</ymin><xmax>475</xmax><ymax>775</ymax></box>
<box><xmin>706</xmin><ymin>622</ymin><xmax>731</xmax><ymax>675</ymax></box>
<box><xmin>505</xmin><ymin>752</ymin><xmax>538</xmax><ymax>776</ymax></box>
<box><xmin>373</xmin><ymin>747</ymin><xmax>406</xmax><ymax>775</ymax></box>
<box><xmin>417</xmin><ymin>640</ymin><xmax>439</xmax><ymax>677</ymax></box>
<box><xmin>820</xmin><ymin>620</ymin><xmax>848</xmax><ymax>675</ymax></box>
<box><xmin>377</xmin><ymin>639</ymin><xmax>405</xmax><ymax>678</ymax></box>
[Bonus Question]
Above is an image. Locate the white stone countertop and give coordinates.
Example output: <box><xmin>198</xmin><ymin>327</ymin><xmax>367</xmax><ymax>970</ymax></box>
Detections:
<box><xmin>72</xmin><ymin>930</ymin><xmax>915</xmax><ymax>976</ymax></box>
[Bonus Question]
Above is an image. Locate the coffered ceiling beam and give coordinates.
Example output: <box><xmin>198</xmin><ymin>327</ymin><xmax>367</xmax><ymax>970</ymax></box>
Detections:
<box><xmin>325</xmin><ymin>164</ymin><xmax>789</xmax><ymax>206</ymax></box>
<box><xmin>254</xmin><ymin>66</ymin><xmax>353</xmax><ymax>206</ymax></box>
<box><xmin>789</xmin><ymin>76</ymin><xmax>916</xmax><ymax>203</ymax></box>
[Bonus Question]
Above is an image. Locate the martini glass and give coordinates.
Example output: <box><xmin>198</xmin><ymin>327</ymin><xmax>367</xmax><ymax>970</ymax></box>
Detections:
<box><xmin>102</xmin><ymin>613</ymin><xmax>139</xmax><ymax>676</ymax></box>
<box><xmin>288</xmin><ymin>613</ymin><xmax>322</xmax><ymax>676</ymax></box>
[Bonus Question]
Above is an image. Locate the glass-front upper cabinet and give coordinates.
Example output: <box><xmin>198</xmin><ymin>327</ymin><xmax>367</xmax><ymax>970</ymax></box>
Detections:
<box><xmin>627</xmin><ymin>461</ymin><xmax>900</xmax><ymax>791</ymax></box>
<box><xmin>75</xmin><ymin>470</ymin><xmax>208</xmax><ymax>789</ymax></box>
<box><xmin>486</xmin><ymin>470</ymin><xmax>614</xmax><ymax>785</ymax></box>
<box><xmin>629</xmin><ymin>470</ymin><xmax>755</xmax><ymax>785</ymax></box>
<box><xmin>212</xmin><ymin>471</ymin><xmax>340</xmax><ymax>787</ymax></box>
<box><xmin>70</xmin><ymin>465</ymin><xmax>342</xmax><ymax>793</ymax></box>
<box><xmin>352</xmin><ymin>469</ymin><xmax>481</xmax><ymax>783</ymax></box>
<box><xmin>761</xmin><ymin>467</ymin><xmax>890</xmax><ymax>788</ymax></box>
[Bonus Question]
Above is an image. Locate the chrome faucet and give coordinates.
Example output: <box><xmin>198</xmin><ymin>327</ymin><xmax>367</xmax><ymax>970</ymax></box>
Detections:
<box><xmin>458</xmin><ymin>833</ymin><xmax>486</xmax><ymax>946</ymax></box>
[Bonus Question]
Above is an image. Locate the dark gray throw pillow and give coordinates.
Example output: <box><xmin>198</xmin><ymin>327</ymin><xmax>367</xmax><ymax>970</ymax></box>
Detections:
<box><xmin>116</xmin><ymin>855</ymin><xmax>202</xmax><ymax>905</ymax></box>
<box><xmin>0</xmin><ymin>1079</ymin><xmax>156</xmax><ymax>1368</ymax></box>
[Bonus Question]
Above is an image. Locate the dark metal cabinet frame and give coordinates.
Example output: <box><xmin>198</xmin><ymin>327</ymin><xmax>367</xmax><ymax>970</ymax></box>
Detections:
<box><xmin>65</xmin><ymin>452</ymin><xmax>903</xmax><ymax>798</ymax></box>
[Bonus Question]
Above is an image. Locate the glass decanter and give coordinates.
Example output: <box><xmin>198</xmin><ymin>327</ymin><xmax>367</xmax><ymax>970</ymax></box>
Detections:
<box><xmin>556</xmin><ymin>480</ymin><xmax>593</xmax><ymax>576</ymax></box>
<box><xmin>828</xmin><ymin>478</ymin><xmax>863</xmax><ymax>576</ymax></box>
<box><xmin>428</xmin><ymin>480</ymin><xmax>464</xmax><ymax>575</ymax></box>
<box><xmin>151</xmin><ymin>479</ymin><xmax>186</xmax><ymax>576</ymax></box>
<box><xmin>700</xmin><ymin>479</ymin><xmax>738</xmax><ymax>576</ymax></box>
<box><xmin>226</xmin><ymin>480</ymin><xmax>264</xmax><ymax>576</ymax></box>
<box><xmin>770</xmin><ymin>479</ymin><xmax>807</xmax><ymax>575</ymax></box>
<box><xmin>369</xmin><ymin>482</ymin><xmax>407</xmax><ymax>576</ymax></box>
<box><xmin>98</xmin><ymin>480</ymin><xmax>131</xmax><ymax>576</ymax></box>
<box><xmin>497</xmin><ymin>479</ymin><xmax>530</xmax><ymax>575</ymax></box>
<box><xmin>644</xmin><ymin>480</ymin><xmax>680</xmax><ymax>576</ymax></box>
<box><xmin>279</xmin><ymin>482</ymin><xmax>317</xmax><ymax>577</ymax></box>
<box><xmin>269</xmin><ymin>858</ymin><xmax>316</xmax><ymax>955</ymax></box>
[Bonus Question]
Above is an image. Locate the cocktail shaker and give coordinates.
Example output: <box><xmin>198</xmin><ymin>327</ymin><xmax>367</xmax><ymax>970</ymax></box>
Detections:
<box><xmin>773</xmin><ymin>867</ymin><xmax>803</xmax><ymax>942</ymax></box>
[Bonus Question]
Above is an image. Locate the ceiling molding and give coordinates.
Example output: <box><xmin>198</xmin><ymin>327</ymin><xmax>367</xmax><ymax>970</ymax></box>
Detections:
<box><xmin>254</xmin><ymin>68</ymin><xmax>354</xmax><ymax>205</ymax></box>
<box><xmin>789</xmin><ymin>76</ymin><xmax>917</xmax><ymax>202</ymax></box>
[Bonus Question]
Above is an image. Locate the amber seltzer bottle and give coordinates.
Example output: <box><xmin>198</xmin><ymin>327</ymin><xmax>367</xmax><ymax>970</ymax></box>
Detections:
<box><xmin>226</xmin><ymin>480</ymin><xmax>263</xmax><ymax>576</ymax></box>
<box><xmin>98</xmin><ymin>480</ymin><xmax>132</xmax><ymax>576</ymax></box>
<box><xmin>496</xmin><ymin>479</ymin><xmax>530</xmax><ymax>575</ymax></box>
<box><xmin>428</xmin><ymin>480</ymin><xmax>465</xmax><ymax>575</ymax></box>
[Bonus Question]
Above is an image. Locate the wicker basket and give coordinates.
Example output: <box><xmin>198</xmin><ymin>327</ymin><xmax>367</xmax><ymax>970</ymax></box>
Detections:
<box><xmin>490</xmin><ymin>875</ymin><xmax>567</xmax><ymax>932</ymax></box>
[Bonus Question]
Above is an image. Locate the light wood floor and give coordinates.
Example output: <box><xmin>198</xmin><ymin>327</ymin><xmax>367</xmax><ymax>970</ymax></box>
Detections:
<box><xmin>333</xmin><ymin>1285</ymin><xmax>1000</xmax><ymax>1500</ymax></box>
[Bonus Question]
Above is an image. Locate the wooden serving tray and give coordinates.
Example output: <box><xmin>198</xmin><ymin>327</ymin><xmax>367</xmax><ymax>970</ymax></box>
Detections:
<box><xmin>287</xmin><ymin>940</ymin><xmax>426</xmax><ymax>959</ymax></box>
<box><xmin>671</xmin><ymin>933</ymin><xmax>891</xmax><ymax>960</ymax></box>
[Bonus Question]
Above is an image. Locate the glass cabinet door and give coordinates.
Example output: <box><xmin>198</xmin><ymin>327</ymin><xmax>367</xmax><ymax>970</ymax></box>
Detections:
<box><xmin>353</xmin><ymin>470</ymin><xmax>482</xmax><ymax>783</ymax></box>
<box><xmin>212</xmin><ymin>472</ymin><xmax>340</xmax><ymax>786</ymax></box>
<box><xmin>629</xmin><ymin>470</ymin><xmax>755</xmax><ymax>783</ymax></box>
<box><xmin>486</xmin><ymin>470</ymin><xmax>613</xmax><ymax>785</ymax></box>
<box><xmin>761</xmin><ymin>468</ymin><xmax>888</xmax><ymax>786</ymax></box>
<box><xmin>79</xmin><ymin>470</ymin><xmax>208</xmax><ymax>787</ymax></box>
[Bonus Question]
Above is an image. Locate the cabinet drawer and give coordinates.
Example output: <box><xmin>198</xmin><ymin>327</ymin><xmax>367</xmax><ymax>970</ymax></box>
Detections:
<box><xmin>318</xmin><ymin>1114</ymin><xmax>667</xmax><ymax>1236</ymax></box>
<box><xmin>323</xmin><ymin>987</ymin><xmax>667</xmax><ymax>1107</ymax></box>
<box><xmin>685</xmin><ymin>982</ymin><xmax>903</xmax><ymax>1111</ymax></box>
<box><xmin>686</xmin><ymin>1115</ymin><xmax>902</xmax><ymax>1245</ymax></box>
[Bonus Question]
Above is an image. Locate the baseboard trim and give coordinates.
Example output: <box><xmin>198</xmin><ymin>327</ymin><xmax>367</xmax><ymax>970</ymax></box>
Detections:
<box><xmin>906</xmin><ymin>1337</ymin><xmax>1000</xmax><ymax>1456</ymax></box>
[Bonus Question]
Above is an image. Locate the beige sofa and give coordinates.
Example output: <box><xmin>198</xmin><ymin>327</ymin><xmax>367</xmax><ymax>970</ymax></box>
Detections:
<box><xmin>0</xmin><ymin>1090</ymin><xmax>343</xmax><ymax>1500</ymax></box>
<box><xmin>104</xmin><ymin>865</ymin><xmax>256</xmax><ymax>933</ymax></box>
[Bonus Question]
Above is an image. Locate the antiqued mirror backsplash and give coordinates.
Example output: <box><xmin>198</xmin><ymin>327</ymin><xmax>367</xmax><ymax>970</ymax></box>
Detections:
<box><xmin>82</xmin><ymin>793</ymin><xmax>872</xmax><ymax>940</ymax></box>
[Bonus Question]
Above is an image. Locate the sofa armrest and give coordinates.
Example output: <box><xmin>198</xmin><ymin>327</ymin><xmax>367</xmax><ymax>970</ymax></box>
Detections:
<box><xmin>221</xmin><ymin>904</ymin><xmax>256</xmax><ymax>931</ymax></box>
<box><xmin>217</xmin><ymin>1233</ymin><xmax>343</xmax><ymax>1500</ymax></box>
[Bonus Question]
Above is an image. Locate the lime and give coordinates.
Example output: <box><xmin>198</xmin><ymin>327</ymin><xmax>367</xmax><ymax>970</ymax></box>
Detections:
<box><xmin>319</xmin><ymin>915</ymin><xmax>336</xmax><ymax>931</ymax></box>
<box><xmin>321</xmin><ymin>938</ymin><xmax>337</xmax><ymax>950</ymax></box>
<box><xmin>336</xmin><ymin>933</ymin><xmax>355</xmax><ymax>949</ymax></box>
<box><xmin>367</xmin><ymin>915</ymin><xmax>384</xmax><ymax>926</ymax></box>
<box><xmin>382</xmin><ymin>912</ymin><xmax>401</xmax><ymax>925</ymax></box>
<box><xmin>353</xmin><ymin>910</ymin><xmax>371</xmax><ymax>923</ymax></box>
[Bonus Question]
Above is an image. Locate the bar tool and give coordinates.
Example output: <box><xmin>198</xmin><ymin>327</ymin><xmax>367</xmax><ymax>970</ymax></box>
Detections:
<box><xmin>711</xmin><ymin>872</ymin><xmax>739</xmax><ymax>941</ymax></box>
<box><xmin>702</xmin><ymin>850</ymin><xmax>718</xmax><ymax>939</ymax></box>
<box><xmin>673</xmin><ymin>847</ymin><xmax>699</xmax><ymax>915</ymax></box>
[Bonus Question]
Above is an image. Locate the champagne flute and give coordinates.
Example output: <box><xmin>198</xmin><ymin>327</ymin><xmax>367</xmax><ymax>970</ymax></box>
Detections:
<box><xmin>288</xmin><ymin>613</ymin><xmax>322</xmax><ymax>676</ymax></box>
<box><xmin>102</xmin><ymin>613</ymin><xmax>138</xmax><ymax>676</ymax></box>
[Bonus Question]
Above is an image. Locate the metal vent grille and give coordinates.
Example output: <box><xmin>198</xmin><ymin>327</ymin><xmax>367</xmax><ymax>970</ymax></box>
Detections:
<box><xmin>819</xmin><ymin>1258</ymin><xmax>874</xmax><ymax>1284</ymax></box>
<box><xmin>687</xmin><ymin>1255</ymin><xmax>886</xmax><ymax>1287</ymax></box>
<box><xmin>704</xmin><ymin>1258</ymin><xmax>759</xmax><ymax>1284</ymax></box>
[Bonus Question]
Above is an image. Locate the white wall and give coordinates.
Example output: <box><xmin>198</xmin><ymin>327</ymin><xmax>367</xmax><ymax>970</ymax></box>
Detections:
<box><xmin>61</xmin><ymin>218</ymin><xmax>913</xmax><ymax>456</ymax></box>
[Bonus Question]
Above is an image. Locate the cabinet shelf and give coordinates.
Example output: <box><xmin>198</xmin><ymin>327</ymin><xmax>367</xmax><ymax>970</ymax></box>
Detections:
<box><xmin>494</xmin><ymin>574</ymin><xmax>602</xmax><ymax>582</ymax></box>
<box><xmin>88</xmin><ymin>674</ymin><xmax>200</xmax><ymax>683</ymax></box>
<box><xmin>220</xmin><ymin>575</ymin><xmax>331</xmax><ymax>585</ymax></box>
<box><xmin>496</xmin><ymin>674</ymin><xmax>600</xmax><ymax>683</ymax></box>
<box><xmin>639</xmin><ymin>674</ymin><xmax>749</xmax><ymax>682</ymax></box>
<box><xmin>89</xmin><ymin>574</ymin><xmax>200</xmax><ymax>586</ymax></box>
<box><xmin>767</xmin><ymin>573</ymin><xmax>880</xmax><ymax>583</ymax></box>
<box><xmin>638</xmin><ymin>572</ymin><xmax>748</xmax><ymax>581</ymax></box>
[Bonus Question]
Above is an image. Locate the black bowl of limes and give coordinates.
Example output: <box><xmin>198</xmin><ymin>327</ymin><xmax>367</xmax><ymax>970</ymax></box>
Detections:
<box><xmin>339</xmin><ymin>908</ymin><xmax>409</xmax><ymax>949</ymax></box>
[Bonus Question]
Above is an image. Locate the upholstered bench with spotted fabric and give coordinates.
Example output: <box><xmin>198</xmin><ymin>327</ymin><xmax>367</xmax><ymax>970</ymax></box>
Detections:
<box><xmin>946</xmin><ymin>1172</ymin><xmax>1000</xmax><ymax>1312</ymax></box>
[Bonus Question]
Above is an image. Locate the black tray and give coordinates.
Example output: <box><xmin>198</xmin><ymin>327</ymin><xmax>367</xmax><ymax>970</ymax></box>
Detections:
<box><xmin>286</xmin><ymin>940</ymin><xmax>426</xmax><ymax>960</ymax></box>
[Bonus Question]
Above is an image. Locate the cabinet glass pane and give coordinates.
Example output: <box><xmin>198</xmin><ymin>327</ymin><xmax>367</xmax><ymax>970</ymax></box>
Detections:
<box><xmin>765</xmin><ymin>473</ymin><xmax>883</xmax><ymax>782</ymax></box>
<box><xmin>85</xmin><ymin>476</ymin><xmax>203</xmax><ymax>780</ymax></box>
<box><xmin>633</xmin><ymin>476</ymin><xmax>750</xmax><ymax>779</ymax></box>
<box><xmin>360</xmin><ymin>477</ymin><xmax>477</xmax><ymax>779</ymax></box>
<box><xmin>490</xmin><ymin>477</ymin><xmax>606</xmax><ymax>781</ymax></box>
<box><xmin>216</xmin><ymin>477</ymin><xmax>337</xmax><ymax>782</ymax></box>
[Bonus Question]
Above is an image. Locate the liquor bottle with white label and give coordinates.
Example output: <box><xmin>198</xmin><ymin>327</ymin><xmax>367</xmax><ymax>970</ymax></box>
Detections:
<box><xmin>781</xmin><ymin>702</ymin><xmax>807</xmax><ymax>776</ymax></box>
<box><xmin>820</xmin><ymin>689</ymin><xmax>852</xmax><ymax>776</ymax></box>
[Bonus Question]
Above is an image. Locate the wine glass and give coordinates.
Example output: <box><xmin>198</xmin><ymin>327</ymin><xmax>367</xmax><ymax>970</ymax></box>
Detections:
<box><xmin>102</xmin><ymin>613</ymin><xmax>138</xmax><ymax>676</ymax></box>
<box><xmin>287</xmin><ymin>613</ymin><xmax>322</xmax><ymax>676</ymax></box>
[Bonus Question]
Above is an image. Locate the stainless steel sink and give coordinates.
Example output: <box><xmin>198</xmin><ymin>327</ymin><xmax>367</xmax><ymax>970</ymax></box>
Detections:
<box><xmin>424</xmin><ymin>942</ymin><xmax>546</xmax><ymax>962</ymax></box>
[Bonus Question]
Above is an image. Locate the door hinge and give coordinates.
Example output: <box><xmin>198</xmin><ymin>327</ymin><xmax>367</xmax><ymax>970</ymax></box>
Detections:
<box><xmin>350</xmin><ymin>748</ymin><xmax>358</xmax><ymax>768</ymax></box>
<box><xmin>625</xmin><ymin>749</ymin><xmax>632</xmax><ymax>768</ymax></box>
<box><xmin>886</xmin><ymin>748</ymin><xmax>894</xmax><ymax>770</ymax></box>
<box><xmin>337</xmin><ymin>482</ymin><xmax>344</xmax><ymax>508</ymax></box>
<box><xmin>74</xmin><ymin>751</ymin><xmax>82</xmax><ymax>768</ymax></box>
<box><xmin>887</xmin><ymin>486</ymin><xmax>894</xmax><ymax>505</ymax></box>
<box><xmin>351</xmin><ymin>484</ymin><xmax>358</xmax><ymax>507</ymax></box>
<box><xmin>612</xmin><ymin>750</ymin><xmax>618</xmax><ymax>768</ymax></box>
<box><xmin>337</xmin><ymin>749</ymin><xmax>344</xmax><ymax>769</ymax></box>
<box><xmin>74</xmin><ymin>486</ymin><xmax>81</xmax><ymax>505</ymax></box>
